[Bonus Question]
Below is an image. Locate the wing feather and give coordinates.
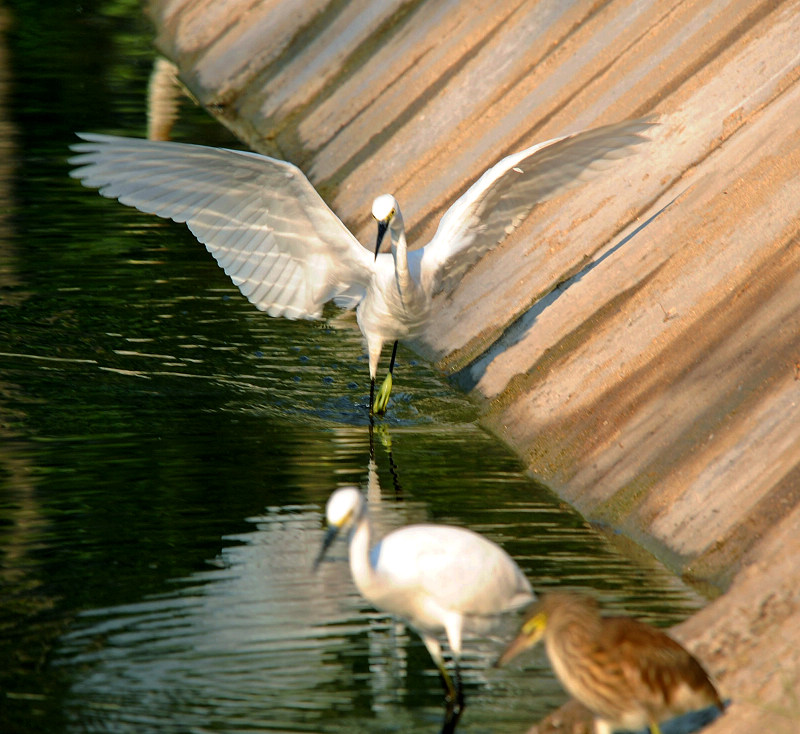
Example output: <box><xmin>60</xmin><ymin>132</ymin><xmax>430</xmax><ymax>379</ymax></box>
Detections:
<box><xmin>420</xmin><ymin>119</ymin><xmax>654</xmax><ymax>295</ymax></box>
<box><xmin>70</xmin><ymin>133</ymin><xmax>374</xmax><ymax>319</ymax></box>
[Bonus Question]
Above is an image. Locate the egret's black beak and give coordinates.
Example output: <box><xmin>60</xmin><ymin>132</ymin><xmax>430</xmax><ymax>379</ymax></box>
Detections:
<box><xmin>313</xmin><ymin>524</ymin><xmax>340</xmax><ymax>571</ymax></box>
<box><xmin>374</xmin><ymin>220</ymin><xmax>388</xmax><ymax>260</ymax></box>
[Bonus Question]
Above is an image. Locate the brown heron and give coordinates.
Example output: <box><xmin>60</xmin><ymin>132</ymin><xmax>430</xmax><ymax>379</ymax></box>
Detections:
<box><xmin>496</xmin><ymin>592</ymin><xmax>723</xmax><ymax>734</ymax></box>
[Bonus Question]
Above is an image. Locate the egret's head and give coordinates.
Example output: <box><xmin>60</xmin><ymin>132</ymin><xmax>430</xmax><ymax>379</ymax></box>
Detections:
<box><xmin>372</xmin><ymin>194</ymin><xmax>397</xmax><ymax>222</ymax></box>
<box><xmin>325</xmin><ymin>486</ymin><xmax>365</xmax><ymax>527</ymax></box>
<box><xmin>371</xmin><ymin>194</ymin><xmax>399</xmax><ymax>259</ymax></box>
<box><xmin>313</xmin><ymin>487</ymin><xmax>366</xmax><ymax>570</ymax></box>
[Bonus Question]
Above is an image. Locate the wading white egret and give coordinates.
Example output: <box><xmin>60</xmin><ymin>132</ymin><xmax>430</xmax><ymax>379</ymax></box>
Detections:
<box><xmin>70</xmin><ymin>120</ymin><xmax>651</xmax><ymax>416</ymax></box>
<box><xmin>314</xmin><ymin>486</ymin><xmax>534</xmax><ymax>730</ymax></box>
<box><xmin>496</xmin><ymin>592</ymin><xmax>724</xmax><ymax>734</ymax></box>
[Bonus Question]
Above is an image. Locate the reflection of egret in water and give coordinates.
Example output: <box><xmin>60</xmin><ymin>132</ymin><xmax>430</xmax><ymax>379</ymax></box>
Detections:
<box><xmin>364</xmin><ymin>422</ymin><xmax>410</xmax><ymax>713</ymax></box>
<box><xmin>368</xmin><ymin>422</ymin><xmax>403</xmax><ymax>500</ymax></box>
<box><xmin>146</xmin><ymin>57</ymin><xmax>182</xmax><ymax>142</ymax></box>
<box><xmin>70</xmin><ymin>121</ymin><xmax>651</xmax><ymax>417</ymax></box>
<box><xmin>315</xmin><ymin>486</ymin><xmax>535</xmax><ymax>732</ymax></box>
<box><xmin>56</xmin><ymin>504</ymin><xmax>359</xmax><ymax>730</ymax></box>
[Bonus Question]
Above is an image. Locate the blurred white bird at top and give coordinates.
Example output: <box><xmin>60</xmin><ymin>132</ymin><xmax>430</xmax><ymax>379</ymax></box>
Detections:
<box><xmin>313</xmin><ymin>486</ymin><xmax>534</xmax><ymax>731</ymax></box>
<box><xmin>70</xmin><ymin>120</ymin><xmax>652</xmax><ymax>416</ymax></box>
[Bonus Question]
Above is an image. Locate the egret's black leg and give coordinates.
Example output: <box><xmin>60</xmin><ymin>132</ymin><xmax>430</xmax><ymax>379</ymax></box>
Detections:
<box><xmin>441</xmin><ymin>704</ymin><xmax>459</xmax><ymax>734</ymax></box>
<box><xmin>438</xmin><ymin>661</ymin><xmax>464</xmax><ymax>734</ymax></box>
<box><xmin>455</xmin><ymin>664</ymin><xmax>464</xmax><ymax>712</ymax></box>
<box><xmin>441</xmin><ymin>688</ymin><xmax>464</xmax><ymax>734</ymax></box>
<box><xmin>387</xmin><ymin>340</ymin><xmax>399</xmax><ymax>375</ymax></box>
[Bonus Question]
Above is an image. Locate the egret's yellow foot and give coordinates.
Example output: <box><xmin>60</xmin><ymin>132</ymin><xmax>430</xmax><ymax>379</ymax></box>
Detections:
<box><xmin>373</xmin><ymin>373</ymin><xmax>393</xmax><ymax>415</ymax></box>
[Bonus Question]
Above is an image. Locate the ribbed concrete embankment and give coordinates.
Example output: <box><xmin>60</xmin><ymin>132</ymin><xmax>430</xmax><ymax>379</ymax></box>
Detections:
<box><xmin>146</xmin><ymin>1</ymin><xmax>800</xmax><ymax>731</ymax></box>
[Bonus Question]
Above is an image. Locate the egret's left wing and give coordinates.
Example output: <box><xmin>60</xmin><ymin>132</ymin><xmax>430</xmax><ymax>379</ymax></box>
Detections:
<box><xmin>70</xmin><ymin>134</ymin><xmax>374</xmax><ymax>319</ymax></box>
<box><xmin>419</xmin><ymin>119</ymin><xmax>653</xmax><ymax>295</ymax></box>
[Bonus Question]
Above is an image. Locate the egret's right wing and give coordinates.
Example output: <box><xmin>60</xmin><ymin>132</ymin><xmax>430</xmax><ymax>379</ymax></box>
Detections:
<box><xmin>70</xmin><ymin>134</ymin><xmax>374</xmax><ymax>319</ymax></box>
<box><xmin>420</xmin><ymin>119</ymin><xmax>653</xmax><ymax>295</ymax></box>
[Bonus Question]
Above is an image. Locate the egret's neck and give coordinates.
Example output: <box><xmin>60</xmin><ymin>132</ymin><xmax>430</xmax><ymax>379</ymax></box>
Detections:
<box><xmin>348</xmin><ymin>511</ymin><xmax>376</xmax><ymax>597</ymax></box>
<box><xmin>390</xmin><ymin>219</ymin><xmax>412</xmax><ymax>292</ymax></box>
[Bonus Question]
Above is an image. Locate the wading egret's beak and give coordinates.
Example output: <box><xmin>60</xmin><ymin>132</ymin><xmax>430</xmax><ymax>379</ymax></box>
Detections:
<box><xmin>374</xmin><ymin>220</ymin><xmax>388</xmax><ymax>260</ymax></box>
<box><xmin>313</xmin><ymin>524</ymin><xmax>341</xmax><ymax>571</ymax></box>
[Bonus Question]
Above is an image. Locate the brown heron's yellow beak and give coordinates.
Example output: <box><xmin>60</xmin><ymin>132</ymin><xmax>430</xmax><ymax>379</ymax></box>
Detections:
<box><xmin>495</xmin><ymin>613</ymin><xmax>546</xmax><ymax>667</ymax></box>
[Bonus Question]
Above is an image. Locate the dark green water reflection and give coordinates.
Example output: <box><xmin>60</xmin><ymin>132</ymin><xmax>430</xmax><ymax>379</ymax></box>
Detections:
<box><xmin>1</xmin><ymin>3</ymin><xmax>706</xmax><ymax>733</ymax></box>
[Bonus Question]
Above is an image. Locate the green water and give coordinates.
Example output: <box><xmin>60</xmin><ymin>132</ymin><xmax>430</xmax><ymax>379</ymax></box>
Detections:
<box><xmin>1</xmin><ymin>3</ymin><xmax>706</xmax><ymax>733</ymax></box>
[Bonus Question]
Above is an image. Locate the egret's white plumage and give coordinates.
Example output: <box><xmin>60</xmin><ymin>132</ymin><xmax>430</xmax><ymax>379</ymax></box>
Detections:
<box><xmin>70</xmin><ymin>120</ymin><xmax>651</xmax><ymax>414</ymax></box>
<box><xmin>314</xmin><ymin>486</ymin><xmax>534</xmax><ymax>720</ymax></box>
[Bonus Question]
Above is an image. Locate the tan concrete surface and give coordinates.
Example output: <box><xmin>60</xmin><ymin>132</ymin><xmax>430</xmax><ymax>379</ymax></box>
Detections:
<box><xmin>145</xmin><ymin>0</ymin><xmax>800</xmax><ymax>730</ymax></box>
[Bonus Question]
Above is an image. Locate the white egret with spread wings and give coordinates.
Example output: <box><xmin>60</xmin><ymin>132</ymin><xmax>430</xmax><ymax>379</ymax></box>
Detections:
<box><xmin>70</xmin><ymin>120</ymin><xmax>651</xmax><ymax>416</ymax></box>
